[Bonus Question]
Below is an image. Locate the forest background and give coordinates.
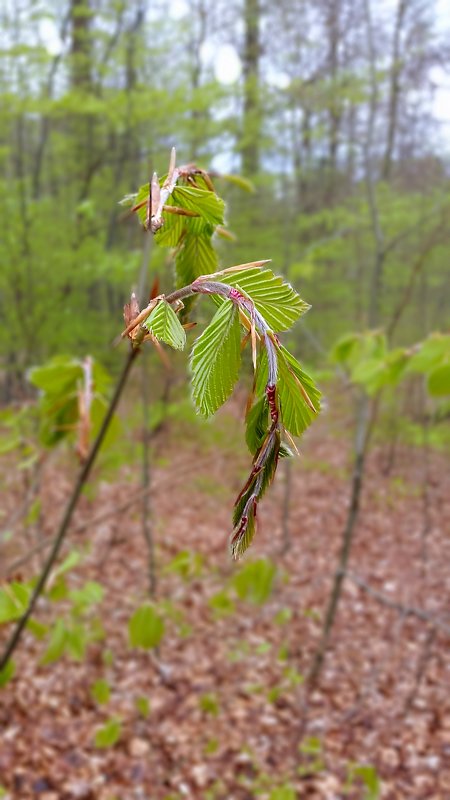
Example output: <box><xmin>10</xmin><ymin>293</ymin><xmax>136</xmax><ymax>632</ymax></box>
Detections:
<box><xmin>0</xmin><ymin>0</ymin><xmax>449</xmax><ymax>798</ymax></box>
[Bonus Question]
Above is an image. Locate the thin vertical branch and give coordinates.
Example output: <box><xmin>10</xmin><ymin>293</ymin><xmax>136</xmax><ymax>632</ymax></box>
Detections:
<box><xmin>307</xmin><ymin>391</ymin><xmax>370</xmax><ymax>686</ymax></box>
<box><xmin>280</xmin><ymin>457</ymin><xmax>292</xmax><ymax>554</ymax></box>
<box><xmin>306</xmin><ymin>0</ymin><xmax>386</xmax><ymax>689</ymax></box>
<box><xmin>138</xmin><ymin>233</ymin><xmax>157</xmax><ymax>596</ymax></box>
<box><xmin>140</xmin><ymin>347</ymin><xmax>156</xmax><ymax>597</ymax></box>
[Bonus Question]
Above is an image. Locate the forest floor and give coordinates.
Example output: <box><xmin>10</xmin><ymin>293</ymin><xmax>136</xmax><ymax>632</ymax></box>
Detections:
<box><xmin>0</xmin><ymin>404</ymin><xmax>449</xmax><ymax>800</ymax></box>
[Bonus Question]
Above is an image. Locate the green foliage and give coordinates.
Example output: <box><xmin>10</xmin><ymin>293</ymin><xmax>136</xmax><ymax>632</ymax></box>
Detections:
<box><xmin>233</xmin><ymin>558</ymin><xmax>276</xmax><ymax>605</ymax></box>
<box><xmin>298</xmin><ymin>736</ymin><xmax>325</xmax><ymax>776</ymax></box>
<box><xmin>0</xmin><ymin>582</ymin><xmax>30</xmax><ymax>624</ymax></box>
<box><xmin>135</xmin><ymin>695</ymin><xmax>151</xmax><ymax>718</ymax></box>
<box><xmin>208</xmin><ymin>590</ymin><xmax>236</xmax><ymax>618</ymax></box>
<box><xmin>334</xmin><ymin>331</ymin><xmax>450</xmax><ymax>397</ymax></box>
<box><xmin>222</xmin><ymin>267</ymin><xmax>310</xmax><ymax>332</ymax></box>
<box><xmin>41</xmin><ymin>618</ymin><xmax>90</xmax><ymax>664</ymax></box>
<box><xmin>164</xmin><ymin>550</ymin><xmax>203</xmax><ymax>581</ymax></box>
<box><xmin>191</xmin><ymin>299</ymin><xmax>241</xmax><ymax>417</ymax></box>
<box><xmin>144</xmin><ymin>300</ymin><xmax>186</xmax><ymax>351</ymax></box>
<box><xmin>199</xmin><ymin>692</ymin><xmax>220</xmax><ymax>716</ymax></box>
<box><xmin>256</xmin><ymin>347</ymin><xmax>321</xmax><ymax>437</ymax></box>
<box><xmin>268</xmin><ymin>786</ymin><xmax>296</xmax><ymax>800</ymax></box>
<box><xmin>131</xmin><ymin>177</ymin><xmax>224</xmax><ymax>292</ymax></box>
<box><xmin>91</xmin><ymin>679</ymin><xmax>111</xmax><ymax>705</ymax></box>
<box><xmin>274</xmin><ymin>608</ymin><xmax>292</xmax><ymax>626</ymax></box>
<box><xmin>28</xmin><ymin>356</ymin><xmax>115</xmax><ymax>449</ymax></box>
<box><xmin>128</xmin><ymin>604</ymin><xmax>165</xmax><ymax>649</ymax></box>
<box><xmin>176</xmin><ymin>231</ymin><xmax>218</xmax><ymax>288</ymax></box>
<box><xmin>172</xmin><ymin>185</ymin><xmax>225</xmax><ymax>226</ymax></box>
<box><xmin>245</xmin><ymin>395</ymin><xmax>269</xmax><ymax>455</ymax></box>
<box><xmin>69</xmin><ymin>581</ymin><xmax>104</xmax><ymax>612</ymax></box>
<box><xmin>94</xmin><ymin>717</ymin><xmax>122</xmax><ymax>749</ymax></box>
<box><xmin>406</xmin><ymin>334</ymin><xmax>449</xmax><ymax>374</ymax></box>
<box><xmin>0</xmin><ymin>659</ymin><xmax>15</xmax><ymax>688</ymax></box>
<box><xmin>427</xmin><ymin>362</ymin><xmax>450</xmax><ymax>396</ymax></box>
<box><xmin>345</xmin><ymin>763</ymin><xmax>380</xmax><ymax>800</ymax></box>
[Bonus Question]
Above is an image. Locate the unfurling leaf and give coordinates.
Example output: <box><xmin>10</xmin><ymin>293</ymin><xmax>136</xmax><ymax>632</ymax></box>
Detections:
<box><xmin>245</xmin><ymin>395</ymin><xmax>269</xmax><ymax>455</ymax></box>
<box><xmin>143</xmin><ymin>300</ymin><xmax>186</xmax><ymax>351</ymax></box>
<box><xmin>231</xmin><ymin>427</ymin><xmax>281</xmax><ymax>559</ymax></box>
<box><xmin>256</xmin><ymin>347</ymin><xmax>321</xmax><ymax>438</ymax></box>
<box><xmin>191</xmin><ymin>300</ymin><xmax>241</xmax><ymax>417</ymax></box>
<box><xmin>222</xmin><ymin>267</ymin><xmax>310</xmax><ymax>332</ymax></box>
<box><xmin>231</xmin><ymin>497</ymin><xmax>257</xmax><ymax>560</ymax></box>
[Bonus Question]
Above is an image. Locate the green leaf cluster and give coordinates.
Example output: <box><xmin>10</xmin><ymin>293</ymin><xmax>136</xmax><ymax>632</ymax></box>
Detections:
<box><xmin>130</xmin><ymin>177</ymin><xmax>225</xmax><ymax>291</ymax></box>
<box><xmin>28</xmin><ymin>355</ymin><xmax>114</xmax><ymax>449</ymax></box>
<box><xmin>332</xmin><ymin>331</ymin><xmax>450</xmax><ymax>397</ymax></box>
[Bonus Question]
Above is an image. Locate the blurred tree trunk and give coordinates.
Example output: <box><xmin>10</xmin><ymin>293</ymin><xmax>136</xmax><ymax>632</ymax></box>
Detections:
<box><xmin>188</xmin><ymin>0</ymin><xmax>208</xmax><ymax>161</ymax></box>
<box><xmin>382</xmin><ymin>0</ymin><xmax>408</xmax><ymax>181</ymax></box>
<box><xmin>105</xmin><ymin>2</ymin><xmax>146</xmax><ymax>250</ymax></box>
<box><xmin>70</xmin><ymin>0</ymin><xmax>93</xmax><ymax>90</ymax></box>
<box><xmin>326</xmin><ymin>0</ymin><xmax>341</xmax><ymax>199</ymax></box>
<box><xmin>241</xmin><ymin>0</ymin><xmax>261</xmax><ymax>176</ymax></box>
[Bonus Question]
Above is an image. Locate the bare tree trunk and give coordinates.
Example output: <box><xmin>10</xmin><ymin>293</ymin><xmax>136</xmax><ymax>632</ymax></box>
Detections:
<box><xmin>382</xmin><ymin>0</ymin><xmax>408</xmax><ymax>181</ymax></box>
<box><xmin>241</xmin><ymin>0</ymin><xmax>261</xmax><ymax>176</ymax></box>
<box><xmin>307</xmin><ymin>392</ymin><xmax>370</xmax><ymax>685</ymax></box>
<box><xmin>187</xmin><ymin>0</ymin><xmax>208</xmax><ymax>161</ymax></box>
<box><xmin>326</xmin><ymin>0</ymin><xmax>342</xmax><ymax>200</ymax></box>
<box><xmin>307</xmin><ymin>0</ymin><xmax>383</xmax><ymax>687</ymax></box>
<box><xmin>70</xmin><ymin>0</ymin><xmax>93</xmax><ymax>91</ymax></box>
<box><xmin>105</xmin><ymin>3</ymin><xmax>146</xmax><ymax>249</ymax></box>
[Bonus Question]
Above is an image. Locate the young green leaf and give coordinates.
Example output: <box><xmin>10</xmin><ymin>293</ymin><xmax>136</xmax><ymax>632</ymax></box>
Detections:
<box><xmin>406</xmin><ymin>334</ymin><xmax>450</xmax><ymax>374</ymax></box>
<box><xmin>256</xmin><ymin>347</ymin><xmax>321</xmax><ymax>437</ymax></box>
<box><xmin>233</xmin><ymin>558</ymin><xmax>276</xmax><ymax>605</ymax></box>
<box><xmin>94</xmin><ymin>717</ymin><xmax>122</xmax><ymax>749</ymax></box>
<box><xmin>191</xmin><ymin>300</ymin><xmax>241</xmax><ymax>417</ymax></box>
<box><xmin>91</xmin><ymin>679</ymin><xmax>111</xmax><ymax>705</ymax></box>
<box><xmin>0</xmin><ymin>659</ymin><xmax>15</xmax><ymax>688</ymax></box>
<box><xmin>144</xmin><ymin>300</ymin><xmax>186</xmax><ymax>351</ymax></box>
<box><xmin>175</xmin><ymin>230</ymin><xmax>218</xmax><ymax>288</ymax></box>
<box><xmin>172</xmin><ymin>185</ymin><xmax>225</xmax><ymax>226</ymax></box>
<box><xmin>331</xmin><ymin>332</ymin><xmax>360</xmax><ymax>364</ymax></box>
<box><xmin>128</xmin><ymin>604</ymin><xmax>164</xmax><ymax>649</ymax></box>
<box><xmin>427</xmin><ymin>362</ymin><xmax>450</xmax><ymax>396</ymax></box>
<box><xmin>231</xmin><ymin>499</ymin><xmax>257</xmax><ymax>560</ymax></box>
<box><xmin>245</xmin><ymin>395</ymin><xmax>269</xmax><ymax>455</ymax></box>
<box><xmin>41</xmin><ymin>619</ymin><xmax>67</xmax><ymax>664</ymax></box>
<box><xmin>222</xmin><ymin>267</ymin><xmax>309</xmax><ymax>332</ymax></box>
<box><xmin>0</xmin><ymin>582</ymin><xmax>30</xmax><ymax>624</ymax></box>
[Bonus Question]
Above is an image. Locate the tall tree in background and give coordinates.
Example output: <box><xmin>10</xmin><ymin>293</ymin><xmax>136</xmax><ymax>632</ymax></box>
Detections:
<box><xmin>241</xmin><ymin>0</ymin><xmax>261</xmax><ymax>176</ymax></box>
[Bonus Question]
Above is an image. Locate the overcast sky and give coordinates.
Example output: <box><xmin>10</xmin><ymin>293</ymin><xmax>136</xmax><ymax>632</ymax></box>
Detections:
<box><xmin>36</xmin><ymin>0</ymin><xmax>450</xmax><ymax>154</ymax></box>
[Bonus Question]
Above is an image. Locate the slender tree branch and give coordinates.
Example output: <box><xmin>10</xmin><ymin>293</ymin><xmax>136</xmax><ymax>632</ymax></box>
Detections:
<box><xmin>2</xmin><ymin>455</ymin><xmax>215</xmax><ymax>579</ymax></box>
<box><xmin>344</xmin><ymin>571</ymin><xmax>450</xmax><ymax>636</ymax></box>
<box><xmin>0</xmin><ymin>346</ymin><xmax>139</xmax><ymax>672</ymax></box>
<box><xmin>137</xmin><ymin>233</ymin><xmax>157</xmax><ymax>596</ymax></box>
